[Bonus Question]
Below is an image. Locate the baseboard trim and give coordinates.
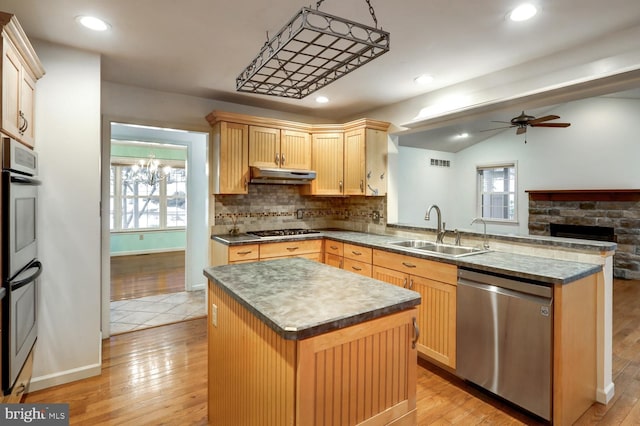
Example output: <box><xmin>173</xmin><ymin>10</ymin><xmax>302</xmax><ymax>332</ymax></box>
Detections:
<box><xmin>28</xmin><ymin>363</ymin><xmax>102</xmax><ymax>393</ymax></box>
<box><xmin>596</xmin><ymin>382</ymin><xmax>615</xmax><ymax>404</ymax></box>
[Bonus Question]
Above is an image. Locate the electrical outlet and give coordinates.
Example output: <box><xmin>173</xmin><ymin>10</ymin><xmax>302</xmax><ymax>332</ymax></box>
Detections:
<box><xmin>372</xmin><ymin>210</ymin><xmax>380</xmax><ymax>224</ymax></box>
<box><xmin>211</xmin><ymin>303</ymin><xmax>218</xmax><ymax>327</ymax></box>
<box><xmin>297</xmin><ymin>209</ymin><xmax>304</xmax><ymax>219</ymax></box>
<box><xmin>139</xmin><ymin>234</ymin><xmax>144</xmax><ymax>240</ymax></box>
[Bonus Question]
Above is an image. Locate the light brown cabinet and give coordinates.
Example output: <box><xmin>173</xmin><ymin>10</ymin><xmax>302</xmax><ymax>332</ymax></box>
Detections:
<box><xmin>249</xmin><ymin>126</ymin><xmax>311</xmax><ymax>170</ymax></box>
<box><xmin>210</xmin><ymin>121</ymin><xmax>249</xmax><ymax>194</ymax></box>
<box><xmin>323</xmin><ymin>240</ymin><xmax>373</xmax><ymax>277</ymax></box>
<box><xmin>211</xmin><ymin>239</ymin><xmax>323</xmax><ymax>266</ymax></box>
<box><xmin>372</xmin><ymin>249</ymin><xmax>457</xmax><ymax>368</ymax></box>
<box><xmin>206</xmin><ymin>111</ymin><xmax>389</xmax><ymax>196</ymax></box>
<box><xmin>1</xmin><ymin>12</ymin><xmax>44</xmax><ymax>148</ymax></box>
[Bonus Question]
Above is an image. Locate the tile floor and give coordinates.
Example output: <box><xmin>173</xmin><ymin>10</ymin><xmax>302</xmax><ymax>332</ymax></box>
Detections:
<box><xmin>110</xmin><ymin>290</ymin><xmax>206</xmax><ymax>335</ymax></box>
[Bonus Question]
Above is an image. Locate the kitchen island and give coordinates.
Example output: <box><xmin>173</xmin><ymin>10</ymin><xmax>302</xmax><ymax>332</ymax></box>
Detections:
<box><xmin>204</xmin><ymin>258</ymin><xmax>422</xmax><ymax>426</ymax></box>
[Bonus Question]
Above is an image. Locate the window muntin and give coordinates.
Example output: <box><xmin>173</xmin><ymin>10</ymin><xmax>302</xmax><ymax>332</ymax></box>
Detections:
<box><xmin>477</xmin><ymin>163</ymin><xmax>517</xmax><ymax>222</ymax></box>
<box><xmin>110</xmin><ymin>163</ymin><xmax>187</xmax><ymax>231</ymax></box>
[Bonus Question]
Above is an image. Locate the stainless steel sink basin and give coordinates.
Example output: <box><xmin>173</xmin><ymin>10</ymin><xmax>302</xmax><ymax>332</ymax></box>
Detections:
<box><xmin>388</xmin><ymin>240</ymin><xmax>489</xmax><ymax>258</ymax></box>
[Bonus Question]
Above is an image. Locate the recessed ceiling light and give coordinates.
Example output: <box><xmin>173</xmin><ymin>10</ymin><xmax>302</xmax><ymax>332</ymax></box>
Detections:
<box><xmin>509</xmin><ymin>4</ymin><xmax>537</xmax><ymax>22</ymax></box>
<box><xmin>414</xmin><ymin>74</ymin><xmax>433</xmax><ymax>85</ymax></box>
<box><xmin>455</xmin><ymin>132</ymin><xmax>469</xmax><ymax>139</ymax></box>
<box><xmin>76</xmin><ymin>15</ymin><xmax>111</xmax><ymax>31</ymax></box>
<box><xmin>315</xmin><ymin>96</ymin><xmax>329</xmax><ymax>104</ymax></box>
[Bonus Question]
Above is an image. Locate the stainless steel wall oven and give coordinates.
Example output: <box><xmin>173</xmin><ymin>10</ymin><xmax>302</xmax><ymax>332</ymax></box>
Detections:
<box><xmin>1</xmin><ymin>137</ymin><xmax>41</xmax><ymax>395</ymax></box>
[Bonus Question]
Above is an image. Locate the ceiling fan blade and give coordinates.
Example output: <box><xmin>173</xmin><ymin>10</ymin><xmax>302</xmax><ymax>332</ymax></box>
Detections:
<box><xmin>480</xmin><ymin>125</ymin><xmax>515</xmax><ymax>132</ymax></box>
<box><xmin>530</xmin><ymin>122</ymin><xmax>571</xmax><ymax>128</ymax></box>
<box><xmin>516</xmin><ymin>127</ymin><xmax>527</xmax><ymax>135</ymax></box>
<box><xmin>490</xmin><ymin>120</ymin><xmax>512</xmax><ymax>124</ymax></box>
<box><xmin>528</xmin><ymin>114</ymin><xmax>560</xmax><ymax>124</ymax></box>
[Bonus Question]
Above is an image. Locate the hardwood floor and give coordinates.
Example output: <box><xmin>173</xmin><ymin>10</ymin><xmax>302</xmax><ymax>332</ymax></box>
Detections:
<box><xmin>25</xmin><ymin>279</ymin><xmax>640</xmax><ymax>425</ymax></box>
<box><xmin>110</xmin><ymin>251</ymin><xmax>185</xmax><ymax>301</ymax></box>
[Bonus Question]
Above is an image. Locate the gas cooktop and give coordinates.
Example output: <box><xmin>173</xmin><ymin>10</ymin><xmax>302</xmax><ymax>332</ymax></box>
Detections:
<box><xmin>247</xmin><ymin>229</ymin><xmax>321</xmax><ymax>238</ymax></box>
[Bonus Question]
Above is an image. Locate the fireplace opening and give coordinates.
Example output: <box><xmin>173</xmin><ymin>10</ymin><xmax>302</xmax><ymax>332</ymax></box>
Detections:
<box><xmin>550</xmin><ymin>223</ymin><xmax>616</xmax><ymax>242</ymax></box>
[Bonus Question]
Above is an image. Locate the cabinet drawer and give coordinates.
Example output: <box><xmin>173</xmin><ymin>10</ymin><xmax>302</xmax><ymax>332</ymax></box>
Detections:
<box><xmin>343</xmin><ymin>258</ymin><xmax>372</xmax><ymax>277</ymax></box>
<box><xmin>325</xmin><ymin>253</ymin><xmax>343</xmax><ymax>268</ymax></box>
<box><xmin>260</xmin><ymin>239</ymin><xmax>323</xmax><ymax>259</ymax></box>
<box><xmin>324</xmin><ymin>240</ymin><xmax>344</xmax><ymax>257</ymax></box>
<box><xmin>344</xmin><ymin>243</ymin><xmax>372</xmax><ymax>263</ymax></box>
<box><xmin>229</xmin><ymin>244</ymin><xmax>259</xmax><ymax>262</ymax></box>
<box><xmin>372</xmin><ymin>249</ymin><xmax>457</xmax><ymax>284</ymax></box>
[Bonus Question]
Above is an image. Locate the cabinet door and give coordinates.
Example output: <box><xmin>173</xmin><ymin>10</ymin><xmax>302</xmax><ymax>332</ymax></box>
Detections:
<box><xmin>19</xmin><ymin>68</ymin><xmax>36</xmax><ymax>147</ymax></box>
<box><xmin>2</xmin><ymin>38</ymin><xmax>22</xmax><ymax>142</ymax></box>
<box><xmin>215</xmin><ymin>122</ymin><xmax>249</xmax><ymax>194</ymax></box>
<box><xmin>410</xmin><ymin>275</ymin><xmax>456</xmax><ymax>368</ymax></box>
<box><xmin>324</xmin><ymin>253</ymin><xmax>343</xmax><ymax>268</ymax></box>
<box><xmin>249</xmin><ymin>126</ymin><xmax>280</xmax><ymax>168</ymax></box>
<box><xmin>309</xmin><ymin>133</ymin><xmax>344</xmax><ymax>195</ymax></box>
<box><xmin>364</xmin><ymin>128</ymin><xmax>387</xmax><ymax>196</ymax></box>
<box><xmin>372</xmin><ymin>265</ymin><xmax>409</xmax><ymax>289</ymax></box>
<box><xmin>280</xmin><ymin>130</ymin><xmax>311</xmax><ymax>170</ymax></box>
<box><xmin>344</xmin><ymin>129</ymin><xmax>366</xmax><ymax>195</ymax></box>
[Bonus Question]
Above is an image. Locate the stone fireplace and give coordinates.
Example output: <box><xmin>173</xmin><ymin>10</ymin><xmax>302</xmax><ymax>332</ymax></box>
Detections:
<box><xmin>528</xmin><ymin>189</ymin><xmax>640</xmax><ymax>279</ymax></box>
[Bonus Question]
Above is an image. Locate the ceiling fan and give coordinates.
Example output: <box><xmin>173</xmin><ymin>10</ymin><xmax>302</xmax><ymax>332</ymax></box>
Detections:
<box><xmin>484</xmin><ymin>111</ymin><xmax>571</xmax><ymax>141</ymax></box>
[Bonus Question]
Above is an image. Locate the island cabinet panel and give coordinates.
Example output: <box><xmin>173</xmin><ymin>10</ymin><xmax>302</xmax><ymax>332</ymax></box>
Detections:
<box><xmin>208</xmin><ymin>284</ymin><xmax>296</xmax><ymax>425</ymax></box>
<box><xmin>297</xmin><ymin>307</ymin><xmax>418</xmax><ymax>426</ymax></box>
<box><xmin>208</xmin><ymin>282</ymin><xmax>418</xmax><ymax>426</ymax></box>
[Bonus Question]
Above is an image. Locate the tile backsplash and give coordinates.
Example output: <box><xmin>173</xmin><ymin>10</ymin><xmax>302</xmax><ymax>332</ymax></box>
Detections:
<box><xmin>211</xmin><ymin>184</ymin><xmax>386</xmax><ymax>235</ymax></box>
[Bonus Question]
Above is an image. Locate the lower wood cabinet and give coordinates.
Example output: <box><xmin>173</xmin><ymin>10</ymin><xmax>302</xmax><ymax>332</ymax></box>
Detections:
<box><xmin>211</xmin><ymin>239</ymin><xmax>323</xmax><ymax>266</ymax></box>
<box><xmin>324</xmin><ymin>241</ymin><xmax>373</xmax><ymax>277</ymax></box>
<box><xmin>208</xmin><ymin>281</ymin><xmax>418</xmax><ymax>425</ymax></box>
<box><xmin>372</xmin><ymin>250</ymin><xmax>457</xmax><ymax>369</ymax></box>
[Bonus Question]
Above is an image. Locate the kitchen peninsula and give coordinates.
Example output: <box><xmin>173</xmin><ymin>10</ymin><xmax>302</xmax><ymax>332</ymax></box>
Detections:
<box><xmin>204</xmin><ymin>258</ymin><xmax>421</xmax><ymax>425</ymax></box>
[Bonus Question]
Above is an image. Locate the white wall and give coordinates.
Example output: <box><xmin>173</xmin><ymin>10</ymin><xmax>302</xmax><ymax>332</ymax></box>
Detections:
<box><xmin>31</xmin><ymin>41</ymin><xmax>102</xmax><ymax>390</ymax></box>
<box><xmin>395</xmin><ymin>95</ymin><xmax>640</xmax><ymax>235</ymax></box>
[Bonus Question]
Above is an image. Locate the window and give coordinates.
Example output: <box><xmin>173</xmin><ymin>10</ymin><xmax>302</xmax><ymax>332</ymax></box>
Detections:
<box><xmin>477</xmin><ymin>163</ymin><xmax>517</xmax><ymax>222</ymax></box>
<box><xmin>110</xmin><ymin>161</ymin><xmax>187</xmax><ymax>231</ymax></box>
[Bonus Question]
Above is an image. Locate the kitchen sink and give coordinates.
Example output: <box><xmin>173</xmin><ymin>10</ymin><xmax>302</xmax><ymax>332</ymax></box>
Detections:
<box><xmin>388</xmin><ymin>240</ymin><xmax>489</xmax><ymax>258</ymax></box>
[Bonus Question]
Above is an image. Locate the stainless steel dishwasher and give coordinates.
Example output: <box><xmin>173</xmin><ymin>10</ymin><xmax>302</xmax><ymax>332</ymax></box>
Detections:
<box><xmin>456</xmin><ymin>268</ymin><xmax>553</xmax><ymax>421</ymax></box>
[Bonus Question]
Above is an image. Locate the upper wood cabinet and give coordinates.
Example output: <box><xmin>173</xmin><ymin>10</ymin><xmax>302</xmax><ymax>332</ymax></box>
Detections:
<box><xmin>249</xmin><ymin>126</ymin><xmax>311</xmax><ymax>170</ymax></box>
<box><xmin>1</xmin><ymin>12</ymin><xmax>45</xmax><ymax>148</ymax></box>
<box><xmin>206</xmin><ymin>111</ymin><xmax>389</xmax><ymax>196</ymax></box>
<box><xmin>210</xmin><ymin>121</ymin><xmax>249</xmax><ymax>194</ymax></box>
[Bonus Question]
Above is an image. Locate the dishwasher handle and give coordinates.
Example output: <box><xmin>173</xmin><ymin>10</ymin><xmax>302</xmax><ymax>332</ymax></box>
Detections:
<box><xmin>458</xmin><ymin>277</ymin><xmax>553</xmax><ymax>307</ymax></box>
<box><xmin>458</xmin><ymin>268</ymin><xmax>552</xmax><ymax>299</ymax></box>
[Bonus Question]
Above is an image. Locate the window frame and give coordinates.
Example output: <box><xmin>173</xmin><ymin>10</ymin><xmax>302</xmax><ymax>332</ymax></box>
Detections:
<box><xmin>110</xmin><ymin>158</ymin><xmax>187</xmax><ymax>232</ymax></box>
<box><xmin>475</xmin><ymin>161</ymin><xmax>518</xmax><ymax>224</ymax></box>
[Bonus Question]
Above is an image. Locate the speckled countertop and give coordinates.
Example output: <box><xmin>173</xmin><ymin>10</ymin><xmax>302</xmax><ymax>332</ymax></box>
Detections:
<box><xmin>204</xmin><ymin>258</ymin><xmax>421</xmax><ymax>340</ymax></box>
<box><xmin>212</xmin><ymin>230</ymin><xmax>603</xmax><ymax>284</ymax></box>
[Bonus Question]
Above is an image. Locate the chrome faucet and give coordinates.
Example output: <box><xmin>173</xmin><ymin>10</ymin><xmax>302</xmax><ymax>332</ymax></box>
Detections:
<box><xmin>471</xmin><ymin>217</ymin><xmax>490</xmax><ymax>249</ymax></box>
<box><xmin>425</xmin><ymin>205</ymin><xmax>445</xmax><ymax>244</ymax></box>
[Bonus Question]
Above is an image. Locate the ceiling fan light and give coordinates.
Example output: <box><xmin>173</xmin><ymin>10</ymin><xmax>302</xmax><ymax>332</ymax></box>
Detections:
<box><xmin>509</xmin><ymin>4</ymin><xmax>537</xmax><ymax>22</ymax></box>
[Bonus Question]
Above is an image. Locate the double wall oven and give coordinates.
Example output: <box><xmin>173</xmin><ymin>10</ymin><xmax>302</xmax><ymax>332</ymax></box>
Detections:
<box><xmin>1</xmin><ymin>137</ymin><xmax>41</xmax><ymax>394</ymax></box>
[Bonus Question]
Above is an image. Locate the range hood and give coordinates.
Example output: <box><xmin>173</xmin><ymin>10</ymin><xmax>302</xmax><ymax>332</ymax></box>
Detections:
<box><xmin>250</xmin><ymin>166</ymin><xmax>316</xmax><ymax>185</ymax></box>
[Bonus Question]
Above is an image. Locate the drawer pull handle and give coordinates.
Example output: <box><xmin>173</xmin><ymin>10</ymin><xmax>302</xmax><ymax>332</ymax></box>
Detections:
<box><xmin>237</xmin><ymin>250</ymin><xmax>253</xmax><ymax>255</ymax></box>
<box><xmin>352</xmin><ymin>251</ymin><xmax>362</xmax><ymax>256</ymax></box>
<box><xmin>330</xmin><ymin>245</ymin><xmax>339</xmax><ymax>250</ymax></box>
<box><xmin>409</xmin><ymin>279</ymin><xmax>414</xmax><ymax>290</ymax></box>
<box><xmin>286</xmin><ymin>247</ymin><xmax>299</xmax><ymax>251</ymax></box>
<box><xmin>352</xmin><ymin>265</ymin><xmax>362</xmax><ymax>271</ymax></box>
<box><xmin>403</xmin><ymin>278</ymin><xmax>408</xmax><ymax>288</ymax></box>
<box><xmin>412</xmin><ymin>317</ymin><xmax>420</xmax><ymax>349</ymax></box>
<box><xmin>402</xmin><ymin>262</ymin><xmax>416</xmax><ymax>268</ymax></box>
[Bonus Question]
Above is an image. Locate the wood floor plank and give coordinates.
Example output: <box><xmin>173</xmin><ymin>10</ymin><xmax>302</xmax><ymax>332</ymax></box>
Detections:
<box><xmin>110</xmin><ymin>251</ymin><xmax>185</xmax><ymax>301</ymax></box>
<box><xmin>24</xmin><ymin>279</ymin><xmax>640</xmax><ymax>425</ymax></box>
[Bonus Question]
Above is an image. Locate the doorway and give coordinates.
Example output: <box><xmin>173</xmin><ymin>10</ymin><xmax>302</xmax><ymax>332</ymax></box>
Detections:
<box><xmin>104</xmin><ymin>122</ymin><xmax>209</xmax><ymax>336</ymax></box>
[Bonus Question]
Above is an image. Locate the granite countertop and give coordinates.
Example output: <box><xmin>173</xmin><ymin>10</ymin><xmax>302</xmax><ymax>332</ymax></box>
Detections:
<box><xmin>212</xmin><ymin>230</ymin><xmax>602</xmax><ymax>285</ymax></box>
<box><xmin>204</xmin><ymin>257</ymin><xmax>421</xmax><ymax>340</ymax></box>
